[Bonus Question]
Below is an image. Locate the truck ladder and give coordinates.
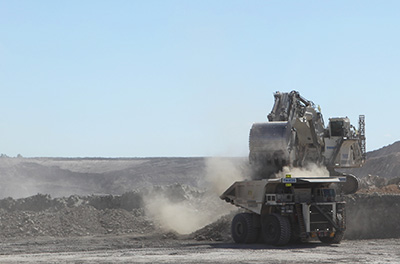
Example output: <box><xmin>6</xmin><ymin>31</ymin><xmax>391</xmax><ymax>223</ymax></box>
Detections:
<box><xmin>295</xmin><ymin>204</ymin><xmax>307</xmax><ymax>240</ymax></box>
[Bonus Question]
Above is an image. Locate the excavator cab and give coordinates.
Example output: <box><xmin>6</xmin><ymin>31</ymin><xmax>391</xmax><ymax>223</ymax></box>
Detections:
<box><xmin>329</xmin><ymin>120</ymin><xmax>345</xmax><ymax>137</ymax></box>
<box><xmin>328</xmin><ymin>118</ymin><xmax>351</xmax><ymax>138</ymax></box>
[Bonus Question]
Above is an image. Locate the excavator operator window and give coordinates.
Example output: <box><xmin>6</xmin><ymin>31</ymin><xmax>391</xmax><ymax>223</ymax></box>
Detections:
<box><xmin>330</xmin><ymin>121</ymin><xmax>344</xmax><ymax>137</ymax></box>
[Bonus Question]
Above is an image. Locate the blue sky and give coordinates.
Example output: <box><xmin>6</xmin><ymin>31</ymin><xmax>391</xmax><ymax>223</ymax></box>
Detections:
<box><xmin>0</xmin><ymin>1</ymin><xmax>399</xmax><ymax>157</ymax></box>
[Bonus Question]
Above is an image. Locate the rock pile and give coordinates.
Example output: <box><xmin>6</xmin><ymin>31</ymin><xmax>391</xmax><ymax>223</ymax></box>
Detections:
<box><xmin>0</xmin><ymin>198</ymin><xmax>153</xmax><ymax>238</ymax></box>
<box><xmin>0</xmin><ymin>184</ymin><xmax>221</xmax><ymax>239</ymax></box>
<box><xmin>192</xmin><ymin>212</ymin><xmax>235</xmax><ymax>242</ymax></box>
<box><xmin>1</xmin><ymin>186</ymin><xmax>400</xmax><ymax>242</ymax></box>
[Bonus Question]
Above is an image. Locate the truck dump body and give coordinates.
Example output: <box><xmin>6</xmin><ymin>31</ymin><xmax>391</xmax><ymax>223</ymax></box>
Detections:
<box><xmin>221</xmin><ymin>176</ymin><xmax>347</xmax><ymax>245</ymax></box>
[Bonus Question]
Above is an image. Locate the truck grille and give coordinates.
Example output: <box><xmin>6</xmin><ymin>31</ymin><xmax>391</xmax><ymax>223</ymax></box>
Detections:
<box><xmin>310</xmin><ymin>204</ymin><xmax>334</xmax><ymax>231</ymax></box>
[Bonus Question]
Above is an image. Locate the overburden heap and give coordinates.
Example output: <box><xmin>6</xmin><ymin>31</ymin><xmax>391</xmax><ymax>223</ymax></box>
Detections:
<box><xmin>0</xmin><ymin>187</ymin><xmax>400</xmax><ymax>241</ymax></box>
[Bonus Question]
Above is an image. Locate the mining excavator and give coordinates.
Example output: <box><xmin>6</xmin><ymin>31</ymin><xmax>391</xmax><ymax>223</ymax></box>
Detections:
<box><xmin>221</xmin><ymin>91</ymin><xmax>365</xmax><ymax>245</ymax></box>
<box><xmin>249</xmin><ymin>90</ymin><xmax>365</xmax><ymax>180</ymax></box>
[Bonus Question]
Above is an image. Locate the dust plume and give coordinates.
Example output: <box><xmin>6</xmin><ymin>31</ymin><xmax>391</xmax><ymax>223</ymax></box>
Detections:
<box><xmin>143</xmin><ymin>186</ymin><xmax>233</xmax><ymax>235</ymax></box>
<box><xmin>144</xmin><ymin>193</ymin><xmax>205</xmax><ymax>234</ymax></box>
<box><xmin>275</xmin><ymin>163</ymin><xmax>330</xmax><ymax>178</ymax></box>
<box><xmin>203</xmin><ymin>157</ymin><xmax>248</xmax><ymax>194</ymax></box>
<box><xmin>143</xmin><ymin>158</ymin><xmax>249</xmax><ymax>234</ymax></box>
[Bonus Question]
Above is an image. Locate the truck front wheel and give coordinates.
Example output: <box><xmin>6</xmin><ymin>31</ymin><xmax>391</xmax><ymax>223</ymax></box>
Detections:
<box><xmin>261</xmin><ymin>213</ymin><xmax>291</xmax><ymax>246</ymax></box>
<box><xmin>231</xmin><ymin>213</ymin><xmax>259</xmax><ymax>243</ymax></box>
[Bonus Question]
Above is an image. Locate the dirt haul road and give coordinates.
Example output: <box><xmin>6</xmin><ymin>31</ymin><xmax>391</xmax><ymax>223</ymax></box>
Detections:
<box><xmin>0</xmin><ymin>236</ymin><xmax>399</xmax><ymax>263</ymax></box>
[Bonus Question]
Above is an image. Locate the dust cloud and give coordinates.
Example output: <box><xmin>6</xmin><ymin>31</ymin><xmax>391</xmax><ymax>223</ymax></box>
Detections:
<box><xmin>203</xmin><ymin>157</ymin><xmax>248</xmax><ymax>194</ymax></box>
<box><xmin>275</xmin><ymin>163</ymin><xmax>330</xmax><ymax>178</ymax></box>
<box><xmin>143</xmin><ymin>188</ymin><xmax>232</xmax><ymax>235</ymax></box>
<box><xmin>144</xmin><ymin>193</ymin><xmax>205</xmax><ymax>234</ymax></box>
<box><xmin>143</xmin><ymin>158</ymin><xmax>248</xmax><ymax>234</ymax></box>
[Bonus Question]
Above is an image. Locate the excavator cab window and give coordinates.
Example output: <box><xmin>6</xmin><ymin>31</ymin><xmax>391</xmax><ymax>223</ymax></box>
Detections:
<box><xmin>330</xmin><ymin>121</ymin><xmax>344</xmax><ymax>137</ymax></box>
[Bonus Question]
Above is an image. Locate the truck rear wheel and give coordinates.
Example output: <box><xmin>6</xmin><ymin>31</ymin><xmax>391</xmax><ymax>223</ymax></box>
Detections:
<box><xmin>262</xmin><ymin>213</ymin><xmax>291</xmax><ymax>246</ymax></box>
<box><xmin>231</xmin><ymin>213</ymin><xmax>259</xmax><ymax>244</ymax></box>
<box><xmin>318</xmin><ymin>231</ymin><xmax>344</xmax><ymax>244</ymax></box>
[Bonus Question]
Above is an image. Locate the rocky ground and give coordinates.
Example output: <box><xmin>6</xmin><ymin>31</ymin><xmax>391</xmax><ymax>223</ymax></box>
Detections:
<box><xmin>0</xmin><ymin>185</ymin><xmax>399</xmax><ymax>242</ymax></box>
<box><xmin>0</xmin><ymin>189</ymin><xmax>399</xmax><ymax>263</ymax></box>
<box><xmin>0</xmin><ymin>149</ymin><xmax>400</xmax><ymax>263</ymax></box>
<box><xmin>1</xmin><ymin>236</ymin><xmax>400</xmax><ymax>263</ymax></box>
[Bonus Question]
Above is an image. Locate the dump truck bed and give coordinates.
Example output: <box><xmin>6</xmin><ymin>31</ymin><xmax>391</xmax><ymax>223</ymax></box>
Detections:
<box><xmin>220</xmin><ymin>176</ymin><xmax>346</xmax><ymax>214</ymax></box>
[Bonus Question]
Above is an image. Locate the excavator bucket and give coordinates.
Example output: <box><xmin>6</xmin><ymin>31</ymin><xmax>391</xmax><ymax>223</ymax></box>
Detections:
<box><xmin>249</xmin><ymin>122</ymin><xmax>293</xmax><ymax>178</ymax></box>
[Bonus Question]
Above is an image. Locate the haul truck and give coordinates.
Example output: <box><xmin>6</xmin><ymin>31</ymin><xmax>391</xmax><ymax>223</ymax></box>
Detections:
<box><xmin>220</xmin><ymin>175</ymin><xmax>348</xmax><ymax>245</ymax></box>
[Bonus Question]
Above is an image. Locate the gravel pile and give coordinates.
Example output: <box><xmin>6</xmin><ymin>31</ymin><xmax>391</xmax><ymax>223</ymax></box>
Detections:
<box><xmin>0</xmin><ymin>184</ymin><xmax>213</xmax><ymax>239</ymax></box>
<box><xmin>1</xmin><ymin>188</ymin><xmax>400</xmax><ymax>241</ymax></box>
<box><xmin>192</xmin><ymin>212</ymin><xmax>235</xmax><ymax>242</ymax></box>
<box><xmin>0</xmin><ymin>204</ymin><xmax>154</xmax><ymax>238</ymax></box>
<box><xmin>0</xmin><ymin>192</ymin><xmax>154</xmax><ymax>238</ymax></box>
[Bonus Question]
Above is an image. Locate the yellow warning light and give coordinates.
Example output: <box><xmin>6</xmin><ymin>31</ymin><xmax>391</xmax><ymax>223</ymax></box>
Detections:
<box><xmin>285</xmin><ymin>174</ymin><xmax>292</xmax><ymax>187</ymax></box>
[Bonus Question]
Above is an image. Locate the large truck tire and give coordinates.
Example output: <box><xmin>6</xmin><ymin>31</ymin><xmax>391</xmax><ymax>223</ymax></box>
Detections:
<box><xmin>318</xmin><ymin>231</ymin><xmax>344</xmax><ymax>244</ymax></box>
<box><xmin>262</xmin><ymin>213</ymin><xmax>291</xmax><ymax>246</ymax></box>
<box><xmin>231</xmin><ymin>213</ymin><xmax>259</xmax><ymax>244</ymax></box>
